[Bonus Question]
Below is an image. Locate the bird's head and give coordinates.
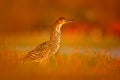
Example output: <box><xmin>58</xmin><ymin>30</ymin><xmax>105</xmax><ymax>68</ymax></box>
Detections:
<box><xmin>55</xmin><ymin>17</ymin><xmax>74</xmax><ymax>32</ymax></box>
<box><xmin>56</xmin><ymin>17</ymin><xmax>73</xmax><ymax>25</ymax></box>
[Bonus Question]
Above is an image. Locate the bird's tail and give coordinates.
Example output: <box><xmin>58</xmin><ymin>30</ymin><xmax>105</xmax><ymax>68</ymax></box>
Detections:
<box><xmin>18</xmin><ymin>54</ymin><xmax>28</xmax><ymax>64</ymax></box>
<box><xmin>20</xmin><ymin>56</ymin><xmax>32</xmax><ymax>64</ymax></box>
<box><xmin>20</xmin><ymin>58</ymin><xmax>26</xmax><ymax>64</ymax></box>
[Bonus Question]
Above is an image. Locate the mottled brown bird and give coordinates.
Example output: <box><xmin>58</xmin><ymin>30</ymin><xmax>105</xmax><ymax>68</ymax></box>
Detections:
<box><xmin>21</xmin><ymin>17</ymin><xmax>73</xmax><ymax>63</ymax></box>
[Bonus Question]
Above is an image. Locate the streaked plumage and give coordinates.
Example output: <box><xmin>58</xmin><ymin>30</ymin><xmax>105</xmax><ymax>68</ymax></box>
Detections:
<box><xmin>21</xmin><ymin>17</ymin><xmax>73</xmax><ymax>63</ymax></box>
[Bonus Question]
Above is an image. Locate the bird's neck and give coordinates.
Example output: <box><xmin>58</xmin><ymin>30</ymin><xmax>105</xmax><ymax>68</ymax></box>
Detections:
<box><xmin>50</xmin><ymin>23</ymin><xmax>63</xmax><ymax>44</ymax></box>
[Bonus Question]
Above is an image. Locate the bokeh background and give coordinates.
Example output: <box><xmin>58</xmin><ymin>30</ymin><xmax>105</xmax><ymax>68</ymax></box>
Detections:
<box><xmin>0</xmin><ymin>0</ymin><xmax>120</xmax><ymax>55</ymax></box>
<box><xmin>0</xmin><ymin>0</ymin><xmax>120</xmax><ymax>80</ymax></box>
<box><xmin>0</xmin><ymin>0</ymin><xmax>120</xmax><ymax>33</ymax></box>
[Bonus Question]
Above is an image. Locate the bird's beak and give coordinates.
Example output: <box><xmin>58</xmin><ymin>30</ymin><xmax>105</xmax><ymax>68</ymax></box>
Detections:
<box><xmin>65</xmin><ymin>19</ymin><xmax>75</xmax><ymax>23</ymax></box>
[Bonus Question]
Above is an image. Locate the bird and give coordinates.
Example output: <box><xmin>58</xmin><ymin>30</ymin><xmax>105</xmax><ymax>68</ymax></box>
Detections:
<box><xmin>21</xmin><ymin>17</ymin><xmax>73</xmax><ymax>63</ymax></box>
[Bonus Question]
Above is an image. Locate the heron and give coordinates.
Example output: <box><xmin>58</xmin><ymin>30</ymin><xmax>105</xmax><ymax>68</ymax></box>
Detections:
<box><xmin>21</xmin><ymin>17</ymin><xmax>73</xmax><ymax>63</ymax></box>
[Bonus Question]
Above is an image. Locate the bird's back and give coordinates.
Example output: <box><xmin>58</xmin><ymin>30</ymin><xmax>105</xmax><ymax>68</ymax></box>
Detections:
<box><xmin>21</xmin><ymin>41</ymin><xmax>51</xmax><ymax>63</ymax></box>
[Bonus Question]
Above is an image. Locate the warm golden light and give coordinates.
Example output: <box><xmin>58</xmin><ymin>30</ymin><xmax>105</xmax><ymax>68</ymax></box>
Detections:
<box><xmin>0</xmin><ymin>0</ymin><xmax>120</xmax><ymax>80</ymax></box>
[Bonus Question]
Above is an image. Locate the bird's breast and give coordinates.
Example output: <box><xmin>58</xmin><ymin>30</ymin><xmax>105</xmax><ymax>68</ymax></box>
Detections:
<box><xmin>50</xmin><ymin>44</ymin><xmax>60</xmax><ymax>55</ymax></box>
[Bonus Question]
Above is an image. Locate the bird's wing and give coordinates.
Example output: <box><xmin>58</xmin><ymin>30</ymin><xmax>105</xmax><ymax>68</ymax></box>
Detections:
<box><xmin>22</xmin><ymin>41</ymin><xmax>51</xmax><ymax>63</ymax></box>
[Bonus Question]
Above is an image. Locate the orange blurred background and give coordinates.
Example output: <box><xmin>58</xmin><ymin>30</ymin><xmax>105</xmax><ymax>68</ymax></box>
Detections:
<box><xmin>0</xmin><ymin>0</ymin><xmax>120</xmax><ymax>33</ymax></box>
<box><xmin>0</xmin><ymin>0</ymin><xmax>120</xmax><ymax>54</ymax></box>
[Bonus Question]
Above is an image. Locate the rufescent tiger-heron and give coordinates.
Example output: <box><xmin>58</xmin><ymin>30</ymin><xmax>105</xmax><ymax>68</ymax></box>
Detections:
<box><xmin>21</xmin><ymin>17</ymin><xmax>74</xmax><ymax>63</ymax></box>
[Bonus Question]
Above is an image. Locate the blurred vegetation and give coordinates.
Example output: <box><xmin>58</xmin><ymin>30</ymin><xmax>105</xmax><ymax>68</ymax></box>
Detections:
<box><xmin>0</xmin><ymin>48</ymin><xmax>120</xmax><ymax>80</ymax></box>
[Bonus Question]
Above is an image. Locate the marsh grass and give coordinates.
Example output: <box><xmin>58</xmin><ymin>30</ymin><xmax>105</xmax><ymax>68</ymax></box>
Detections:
<box><xmin>0</xmin><ymin>47</ymin><xmax>120</xmax><ymax>80</ymax></box>
<box><xmin>0</xmin><ymin>34</ymin><xmax>120</xmax><ymax>80</ymax></box>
